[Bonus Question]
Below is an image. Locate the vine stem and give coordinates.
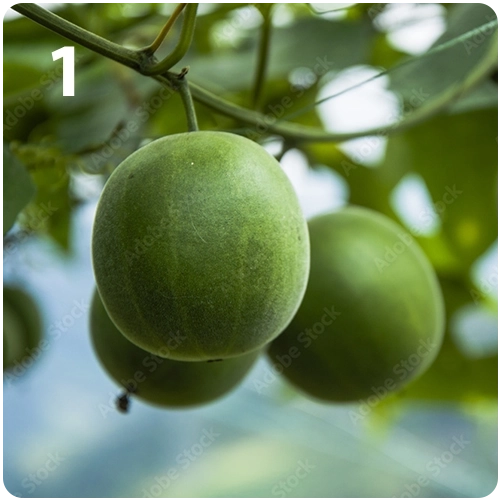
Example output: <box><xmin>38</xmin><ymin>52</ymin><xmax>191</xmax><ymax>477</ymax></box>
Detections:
<box><xmin>10</xmin><ymin>4</ymin><xmax>499</xmax><ymax>144</ymax></box>
<box><xmin>174</xmin><ymin>70</ymin><xmax>199</xmax><ymax>132</ymax></box>
<box><xmin>251</xmin><ymin>7</ymin><xmax>273</xmax><ymax>110</ymax></box>
<box><xmin>141</xmin><ymin>3</ymin><xmax>199</xmax><ymax>76</ymax></box>
<box><xmin>141</xmin><ymin>3</ymin><xmax>187</xmax><ymax>55</ymax></box>
<box><xmin>11</xmin><ymin>3</ymin><xmax>143</xmax><ymax>70</ymax></box>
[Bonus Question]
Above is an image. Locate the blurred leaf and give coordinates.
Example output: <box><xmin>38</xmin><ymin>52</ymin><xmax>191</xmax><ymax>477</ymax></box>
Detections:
<box><xmin>3</xmin><ymin>145</ymin><xmax>36</xmax><ymax>235</ymax></box>
<box><xmin>383</xmin><ymin>108</ymin><xmax>497</xmax><ymax>272</ymax></box>
<box><xmin>261</xmin><ymin>77</ymin><xmax>324</xmax><ymax>130</ymax></box>
<box><xmin>449</xmin><ymin>79</ymin><xmax>498</xmax><ymax>114</ymax></box>
<box><xmin>266</xmin><ymin>15</ymin><xmax>375</xmax><ymax>75</ymax></box>
<box><xmin>40</xmin><ymin>62</ymin><xmax>131</xmax><ymax>153</ymax></box>
<box><xmin>369</xmin><ymin>32</ymin><xmax>407</xmax><ymax>69</ymax></box>
<box><xmin>187</xmin><ymin>15</ymin><xmax>375</xmax><ymax>91</ymax></box>
<box><xmin>3</xmin><ymin>61</ymin><xmax>44</xmax><ymax>99</ymax></box>
<box><xmin>13</xmin><ymin>143</ymin><xmax>73</xmax><ymax>251</ymax></box>
<box><xmin>3</xmin><ymin>59</ymin><xmax>49</xmax><ymax>142</ymax></box>
<box><xmin>388</xmin><ymin>3</ymin><xmax>497</xmax><ymax>113</ymax></box>
<box><xmin>30</xmin><ymin>160</ymin><xmax>72</xmax><ymax>250</ymax></box>
<box><xmin>303</xmin><ymin>141</ymin><xmax>398</xmax><ymax>219</ymax></box>
<box><xmin>3</xmin><ymin>9</ymin><xmax>87</xmax><ymax>144</ymax></box>
<box><xmin>4</xmin><ymin>10</ymin><xmax>70</xmax><ymax>45</ymax></box>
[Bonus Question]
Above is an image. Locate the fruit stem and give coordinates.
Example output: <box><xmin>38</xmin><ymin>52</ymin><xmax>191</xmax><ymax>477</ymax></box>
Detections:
<box><xmin>141</xmin><ymin>3</ymin><xmax>187</xmax><ymax>56</ymax></box>
<box><xmin>175</xmin><ymin>69</ymin><xmax>199</xmax><ymax>132</ymax></box>
<box><xmin>251</xmin><ymin>6</ymin><xmax>273</xmax><ymax>110</ymax></box>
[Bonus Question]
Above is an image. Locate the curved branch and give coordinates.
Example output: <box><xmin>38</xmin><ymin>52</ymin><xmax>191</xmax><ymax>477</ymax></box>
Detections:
<box><xmin>141</xmin><ymin>3</ymin><xmax>198</xmax><ymax>76</ymax></box>
<box><xmin>12</xmin><ymin>4</ymin><xmax>499</xmax><ymax>144</ymax></box>
<box><xmin>141</xmin><ymin>3</ymin><xmax>187</xmax><ymax>55</ymax></box>
<box><xmin>179</xmin><ymin>42</ymin><xmax>497</xmax><ymax>144</ymax></box>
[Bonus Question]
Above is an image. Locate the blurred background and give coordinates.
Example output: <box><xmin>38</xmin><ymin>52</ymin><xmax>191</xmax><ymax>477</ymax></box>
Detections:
<box><xmin>3</xmin><ymin>3</ymin><xmax>498</xmax><ymax>497</ymax></box>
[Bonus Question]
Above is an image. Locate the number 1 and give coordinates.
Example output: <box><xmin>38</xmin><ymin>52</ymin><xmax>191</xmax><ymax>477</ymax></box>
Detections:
<box><xmin>52</xmin><ymin>46</ymin><xmax>75</xmax><ymax>96</ymax></box>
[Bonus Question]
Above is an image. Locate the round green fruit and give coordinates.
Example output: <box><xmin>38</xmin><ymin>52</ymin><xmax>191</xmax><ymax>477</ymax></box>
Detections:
<box><xmin>90</xmin><ymin>290</ymin><xmax>260</xmax><ymax>408</ymax></box>
<box><xmin>268</xmin><ymin>206</ymin><xmax>445</xmax><ymax>402</ymax></box>
<box><xmin>3</xmin><ymin>286</ymin><xmax>42</xmax><ymax>372</ymax></box>
<box><xmin>92</xmin><ymin>131</ymin><xmax>309</xmax><ymax>361</ymax></box>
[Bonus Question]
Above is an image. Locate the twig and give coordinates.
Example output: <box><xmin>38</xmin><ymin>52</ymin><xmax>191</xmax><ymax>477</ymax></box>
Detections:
<box><xmin>141</xmin><ymin>3</ymin><xmax>187</xmax><ymax>55</ymax></box>
<box><xmin>251</xmin><ymin>7</ymin><xmax>273</xmax><ymax>110</ymax></box>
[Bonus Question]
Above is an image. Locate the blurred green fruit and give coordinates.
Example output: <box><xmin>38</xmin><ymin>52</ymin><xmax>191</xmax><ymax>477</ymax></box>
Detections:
<box><xmin>90</xmin><ymin>290</ymin><xmax>260</xmax><ymax>408</ymax></box>
<box><xmin>92</xmin><ymin>131</ymin><xmax>309</xmax><ymax>361</ymax></box>
<box><xmin>268</xmin><ymin>206</ymin><xmax>445</xmax><ymax>402</ymax></box>
<box><xmin>3</xmin><ymin>286</ymin><xmax>42</xmax><ymax>372</ymax></box>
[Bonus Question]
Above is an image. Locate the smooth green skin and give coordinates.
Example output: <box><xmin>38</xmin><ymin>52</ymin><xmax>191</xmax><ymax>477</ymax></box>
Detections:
<box><xmin>268</xmin><ymin>207</ymin><xmax>445</xmax><ymax>402</ymax></box>
<box><xmin>3</xmin><ymin>287</ymin><xmax>42</xmax><ymax>371</ymax></box>
<box><xmin>92</xmin><ymin>131</ymin><xmax>309</xmax><ymax>361</ymax></box>
<box><xmin>90</xmin><ymin>290</ymin><xmax>260</xmax><ymax>408</ymax></box>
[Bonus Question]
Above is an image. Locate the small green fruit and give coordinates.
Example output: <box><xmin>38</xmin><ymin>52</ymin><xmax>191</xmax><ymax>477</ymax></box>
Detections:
<box><xmin>268</xmin><ymin>206</ymin><xmax>445</xmax><ymax>402</ymax></box>
<box><xmin>3</xmin><ymin>286</ymin><xmax>42</xmax><ymax>372</ymax></box>
<box><xmin>92</xmin><ymin>131</ymin><xmax>309</xmax><ymax>361</ymax></box>
<box><xmin>90</xmin><ymin>290</ymin><xmax>260</xmax><ymax>408</ymax></box>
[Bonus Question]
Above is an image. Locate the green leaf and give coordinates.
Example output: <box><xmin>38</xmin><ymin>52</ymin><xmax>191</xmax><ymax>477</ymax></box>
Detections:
<box><xmin>3</xmin><ymin>59</ymin><xmax>49</xmax><ymax>142</ymax></box>
<box><xmin>27</xmin><ymin>156</ymin><xmax>72</xmax><ymax>251</ymax></box>
<box><xmin>11</xmin><ymin>143</ymin><xmax>73</xmax><ymax>251</ymax></box>
<box><xmin>3</xmin><ymin>144</ymin><xmax>36</xmax><ymax>235</ymax></box>
<box><xmin>449</xmin><ymin>79</ymin><xmax>498</xmax><ymax>114</ymax></box>
<box><xmin>369</xmin><ymin>31</ymin><xmax>407</xmax><ymax>69</ymax></box>
<box><xmin>41</xmin><ymin>61</ymin><xmax>133</xmax><ymax>154</ymax></box>
<box><xmin>383</xmin><ymin>108</ymin><xmax>497</xmax><ymax>272</ymax></box>
<box><xmin>187</xmin><ymin>15</ymin><xmax>375</xmax><ymax>91</ymax></box>
<box><xmin>388</xmin><ymin>4</ymin><xmax>497</xmax><ymax>116</ymax></box>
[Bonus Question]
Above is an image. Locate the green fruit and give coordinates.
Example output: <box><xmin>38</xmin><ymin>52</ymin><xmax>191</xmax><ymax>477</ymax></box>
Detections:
<box><xmin>268</xmin><ymin>206</ymin><xmax>445</xmax><ymax>402</ymax></box>
<box><xmin>3</xmin><ymin>286</ymin><xmax>42</xmax><ymax>372</ymax></box>
<box><xmin>92</xmin><ymin>131</ymin><xmax>309</xmax><ymax>361</ymax></box>
<box><xmin>90</xmin><ymin>290</ymin><xmax>260</xmax><ymax>408</ymax></box>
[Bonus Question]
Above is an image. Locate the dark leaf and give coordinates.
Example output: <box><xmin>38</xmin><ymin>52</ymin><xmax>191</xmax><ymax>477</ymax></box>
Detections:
<box><xmin>3</xmin><ymin>144</ymin><xmax>36</xmax><ymax>235</ymax></box>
